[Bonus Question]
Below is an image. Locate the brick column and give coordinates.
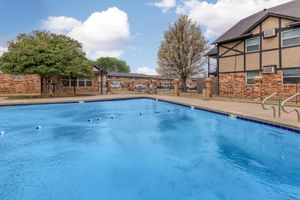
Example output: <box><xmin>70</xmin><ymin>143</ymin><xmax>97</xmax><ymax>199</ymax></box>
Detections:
<box><xmin>106</xmin><ymin>78</ymin><xmax>111</xmax><ymax>94</ymax></box>
<box><xmin>204</xmin><ymin>78</ymin><xmax>213</xmax><ymax>98</ymax></box>
<box><xmin>152</xmin><ymin>80</ymin><xmax>157</xmax><ymax>94</ymax></box>
<box><xmin>174</xmin><ymin>79</ymin><xmax>180</xmax><ymax>96</ymax></box>
<box><xmin>253</xmin><ymin>76</ymin><xmax>263</xmax><ymax>100</ymax></box>
<box><xmin>129</xmin><ymin>80</ymin><xmax>135</xmax><ymax>91</ymax></box>
<box><xmin>126</xmin><ymin>81</ymin><xmax>130</xmax><ymax>91</ymax></box>
<box><xmin>145</xmin><ymin>80</ymin><xmax>150</xmax><ymax>94</ymax></box>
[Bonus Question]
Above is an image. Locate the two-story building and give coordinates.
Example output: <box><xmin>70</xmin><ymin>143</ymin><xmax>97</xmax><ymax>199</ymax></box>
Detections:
<box><xmin>207</xmin><ymin>0</ymin><xmax>300</xmax><ymax>99</ymax></box>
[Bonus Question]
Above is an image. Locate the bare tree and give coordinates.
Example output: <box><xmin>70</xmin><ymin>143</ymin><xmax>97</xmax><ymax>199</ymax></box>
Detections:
<box><xmin>157</xmin><ymin>15</ymin><xmax>208</xmax><ymax>92</ymax></box>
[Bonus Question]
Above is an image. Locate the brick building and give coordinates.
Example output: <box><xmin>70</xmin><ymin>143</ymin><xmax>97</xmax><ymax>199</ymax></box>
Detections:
<box><xmin>0</xmin><ymin>67</ymin><xmax>100</xmax><ymax>95</ymax></box>
<box><xmin>207</xmin><ymin>0</ymin><xmax>300</xmax><ymax>100</ymax></box>
<box><xmin>0</xmin><ymin>67</ymin><xmax>176</xmax><ymax>95</ymax></box>
<box><xmin>0</xmin><ymin>73</ymin><xmax>41</xmax><ymax>95</ymax></box>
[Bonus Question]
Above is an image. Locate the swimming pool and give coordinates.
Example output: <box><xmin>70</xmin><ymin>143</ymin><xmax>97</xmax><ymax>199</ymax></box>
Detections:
<box><xmin>0</xmin><ymin>98</ymin><xmax>300</xmax><ymax>200</ymax></box>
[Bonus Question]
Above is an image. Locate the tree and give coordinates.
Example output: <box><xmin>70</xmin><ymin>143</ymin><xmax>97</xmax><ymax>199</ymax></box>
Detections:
<box><xmin>95</xmin><ymin>57</ymin><xmax>130</xmax><ymax>73</ymax></box>
<box><xmin>0</xmin><ymin>31</ymin><xmax>92</xmax><ymax>94</ymax></box>
<box><xmin>157</xmin><ymin>15</ymin><xmax>208</xmax><ymax>92</ymax></box>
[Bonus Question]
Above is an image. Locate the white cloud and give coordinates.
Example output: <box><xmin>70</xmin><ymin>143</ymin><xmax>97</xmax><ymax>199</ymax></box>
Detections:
<box><xmin>152</xmin><ymin>0</ymin><xmax>176</xmax><ymax>13</ymax></box>
<box><xmin>136</xmin><ymin>67</ymin><xmax>158</xmax><ymax>75</ymax></box>
<box><xmin>42</xmin><ymin>16</ymin><xmax>81</xmax><ymax>35</ymax></box>
<box><xmin>43</xmin><ymin>7</ymin><xmax>130</xmax><ymax>59</ymax></box>
<box><xmin>176</xmin><ymin>0</ymin><xmax>290</xmax><ymax>39</ymax></box>
<box><xmin>0</xmin><ymin>46</ymin><xmax>7</xmax><ymax>56</ymax></box>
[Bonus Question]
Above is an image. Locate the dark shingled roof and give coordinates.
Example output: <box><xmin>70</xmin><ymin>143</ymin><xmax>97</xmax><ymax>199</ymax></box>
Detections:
<box><xmin>108</xmin><ymin>72</ymin><xmax>150</xmax><ymax>78</ymax></box>
<box><xmin>213</xmin><ymin>0</ymin><xmax>300</xmax><ymax>44</ymax></box>
<box><xmin>107</xmin><ymin>72</ymin><xmax>175</xmax><ymax>80</ymax></box>
<box><xmin>205</xmin><ymin>47</ymin><xmax>217</xmax><ymax>57</ymax></box>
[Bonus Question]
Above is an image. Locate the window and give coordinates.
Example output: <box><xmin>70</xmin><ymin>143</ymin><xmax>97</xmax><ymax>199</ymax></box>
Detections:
<box><xmin>246</xmin><ymin>37</ymin><xmax>260</xmax><ymax>53</ymax></box>
<box><xmin>282</xmin><ymin>28</ymin><xmax>300</xmax><ymax>47</ymax></box>
<box><xmin>78</xmin><ymin>78</ymin><xmax>85</xmax><ymax>87</ymax></box>
<box><xmin>86</xmin><ymin>79</ymin><xmax>92</xmax><ymax>87</ymax></box>
<box><xmin>62</xmin><ymin>78</ymin><xmax>93</xmax><ymax>87</ymax></box>
<box><xmin>283</xmin><ymin>68</ymin><xmax>300</xmax><ymax>84</ymax></box>
<box><xmin>246</xmin><ymin>71</ymin><xmax>260</xmax><ymax>84</ymax></box>
<box><xmin>62</xmin><ymin>78</ymin><xmax>70</xmax><ymax>87</ymax></box>
<box><xmin>70</xmin><ymin>78</ymin><xmax>77</xmax><ymax>87</ymax></box>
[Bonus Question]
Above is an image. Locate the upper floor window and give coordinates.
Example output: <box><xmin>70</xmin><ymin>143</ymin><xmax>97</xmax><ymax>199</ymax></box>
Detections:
<box><xmin>246</xmin><ymin>37</ymin><xmax>260</xmax><ymax>53</ymax></box>
<box><xmin>283</xmin><ymin>68</ymin><xmax>300</xmax><ymax>84</ymax></box>
<box><xmin>282</xmin><ymin>28</ymin><xmax>300</xmax><ymax>47</ymax></box>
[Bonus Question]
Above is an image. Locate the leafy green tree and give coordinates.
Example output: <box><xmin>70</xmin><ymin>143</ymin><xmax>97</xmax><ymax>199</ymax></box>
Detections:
<box><xmin>0</xmin><ymin>31</ymin><xmax>92</xmax><ymax>94</ymax></box>
<box><xmin>95</xmin><ymin>57</ymin><xmax>130</xmax><ymax>73</ymax></box>
<box><xmin>157</xmin><ymin>15</ymin><xmax>208</xmax><ymax>92</ymax></box>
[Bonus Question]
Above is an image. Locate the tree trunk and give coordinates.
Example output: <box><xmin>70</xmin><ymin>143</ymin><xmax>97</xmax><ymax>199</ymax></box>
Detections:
<box><xmin>40</xmin><ymin>76</ymin><xmax>44</xmax><ymax>94</ymax></box>
<box><xmin>181</xmin><ymin>78</ymin><xmax>187</xmax><ymax>93</ymax></box>
<box><xmin>73</xmin><ymin>78</ymin><xmax>77</xmax><ymax>94</ymax></box>
<box><xmin>41</xmin><ymin>76</ymin><xmax>50</xmax><ymax>94</ymax></box>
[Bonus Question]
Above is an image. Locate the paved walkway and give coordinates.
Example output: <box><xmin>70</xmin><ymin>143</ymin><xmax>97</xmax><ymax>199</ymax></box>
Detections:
<box><xmin>0</xmin><ymin>94</ymin><xmax>299</xmax><ymax>129</ymax></box>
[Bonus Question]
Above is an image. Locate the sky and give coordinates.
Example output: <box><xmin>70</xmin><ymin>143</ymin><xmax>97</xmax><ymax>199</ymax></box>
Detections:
<box><xmin>0</xmin><ymin>0</ymin><xmax>292</xmax><ymax>74</ymax></box>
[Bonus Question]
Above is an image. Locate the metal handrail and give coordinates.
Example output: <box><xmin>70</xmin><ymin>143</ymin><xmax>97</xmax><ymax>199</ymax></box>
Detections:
<box><xmin>262</xmin><ymin>92</ymin><xmax>280</xmax><ymax>118</ymax></box>
<box><xmin>281</xmin><ymin>93</ymin><xmax>300</xmax><ymax>123</ymax></box>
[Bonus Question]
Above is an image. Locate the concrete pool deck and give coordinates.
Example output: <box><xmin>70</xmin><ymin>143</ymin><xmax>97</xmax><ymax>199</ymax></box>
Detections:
<box><xmin>0</xmin><ymin>94</ymin><xmax>299</xmax><ymax>130</ymax></box>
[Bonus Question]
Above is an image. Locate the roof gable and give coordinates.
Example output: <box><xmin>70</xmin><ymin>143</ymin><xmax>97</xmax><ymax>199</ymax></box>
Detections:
<box><xmin>213</xmin><ymin>0</ymin><xmax>300</xmax><ymax>44</ymax></box>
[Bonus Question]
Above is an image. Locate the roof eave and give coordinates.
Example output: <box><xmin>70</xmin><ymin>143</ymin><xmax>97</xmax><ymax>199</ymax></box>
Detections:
<box><xmin>212</xmin><ymin>33</ymin><xmax>252</xmax><ymax>45</ymax></box>
<box><xmin>212</xmin><ymin>12</ymin><xmax>300</xmax><ymax>45</ymax></box>
<box><xmin>243</xmin><ymin>13</ymin><xmax>300</xmax><ymax>35</ymax></box>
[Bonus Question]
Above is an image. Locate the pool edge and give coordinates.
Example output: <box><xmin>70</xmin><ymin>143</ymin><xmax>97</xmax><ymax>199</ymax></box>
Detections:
<box><xmin>1</xmin><ymin>95</ymin><xmax>299</xmax><ymax>134</ymax></box>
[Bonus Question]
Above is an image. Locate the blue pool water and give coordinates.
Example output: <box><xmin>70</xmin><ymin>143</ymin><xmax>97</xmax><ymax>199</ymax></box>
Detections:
<box><xmin>0</xmin><ymin>99</ymin><xmax>300</xmax><ymax>200</ymax></box>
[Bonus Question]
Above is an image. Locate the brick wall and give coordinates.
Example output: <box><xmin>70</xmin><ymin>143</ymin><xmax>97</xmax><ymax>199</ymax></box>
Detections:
<box><xmin>61</xmin><ymin>76</ymin><xmax>99</xmax><ymax>94</ymax></box>
<box><xmin>0</xmin><ymin>74</ymin><xmax>41</xmax><ymax>94</ymax></box>
<box><xmin>219</xmin><ymin>71</ymin><xmax>300</xmax><ymax>100</ymax></box>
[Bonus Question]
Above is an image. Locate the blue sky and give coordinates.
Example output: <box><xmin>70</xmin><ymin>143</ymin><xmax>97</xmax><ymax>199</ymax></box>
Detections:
<box><xmin>0</xmin><ymin>0</ymin><xmax>289</xmax><ymax>74</ymax></box>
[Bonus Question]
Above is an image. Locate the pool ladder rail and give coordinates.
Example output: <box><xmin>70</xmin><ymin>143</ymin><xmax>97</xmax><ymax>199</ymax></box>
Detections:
<box><xmin>262</xmin><ymin>92</ymin><xmax>300</xmax><ymax>123</ymax></box>
<box><xmin>281</xmin><ymin>93</ymin><xmax>300</xmax><ymax>123</ymax></box>
<box><xmin>261</xmin><ymin>92</ymin><xmax>281</xmax><ymax>118</ymax></box>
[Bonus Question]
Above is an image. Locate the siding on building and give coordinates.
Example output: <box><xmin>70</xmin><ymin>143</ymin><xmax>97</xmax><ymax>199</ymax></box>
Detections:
<box><xmin>216</xmin><ymin>15</ymin><xmax>300</xmax><ymax>99</ymax></box>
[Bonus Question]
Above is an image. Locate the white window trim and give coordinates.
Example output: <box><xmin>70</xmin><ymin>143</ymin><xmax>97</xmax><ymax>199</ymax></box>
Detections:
<box><xmin>62</xmin><ymin>78</ymin><xmax>92</xmax><ymax>88</ymax></box>
<box><xmin>281</xmin><ymin>28</ymin><xmax>300</xmax><ymax>48</ymax></box>
<box><xmin>246</xmin><ymin>71</ymin><xmax>260</xmax><ymax>85</ymax></box>
<box><xmin>246</xmin><ymin>37</ymin><xmax>260</xmax><ymax>53</ymax></box>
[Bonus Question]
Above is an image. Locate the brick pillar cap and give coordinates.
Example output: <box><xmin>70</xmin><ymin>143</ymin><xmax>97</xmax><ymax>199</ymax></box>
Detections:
<box><xmin>205</xmin><ymin>78</ymin><xmax>212</xmax><ymax>83</ymax></box>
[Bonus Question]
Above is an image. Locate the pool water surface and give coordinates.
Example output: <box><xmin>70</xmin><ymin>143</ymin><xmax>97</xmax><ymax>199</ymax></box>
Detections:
<box><xmin>0</xmin><ymin>99</ymin><xmax>300</xmax><ymax>200</ymax></box>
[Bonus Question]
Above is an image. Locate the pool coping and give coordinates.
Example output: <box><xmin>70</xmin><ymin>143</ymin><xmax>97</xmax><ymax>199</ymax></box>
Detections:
<box><xmin>0</xmin><ymin>95</ymin><xmax>299</xmax><ymax>134</ymax></box>
<box><xmin>154</xmin><ymin>98</ymin><xmax>300</xmax><ymax>134</ymax></box>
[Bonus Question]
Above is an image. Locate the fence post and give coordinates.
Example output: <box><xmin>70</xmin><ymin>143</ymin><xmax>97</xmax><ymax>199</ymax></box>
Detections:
<box><xmin>106</xmin><ymin>78</ymin><xmax>111</xmax><ymax>94</ymax></box>
<box><xmin>130</xmin><ymin>80</ymin><xmax>135</xmax><ymax>92</ymax></box>
<box><xmin>152</xmin><ymin>80</ymin><xmax>157</xmax><ymax>94</ymax></box>
<box><xmin>174</xmin><ymin>79</ymin><xmax>180</xmax><ymax>96</ymax></box>
<box><xmin>204</xmin><ymin>78</ymin><xmax>213</xmax><ymax>98</ymax></box>
<box><xmin>146</xmin><ymin>80</ymin><xmax>150</xmax><ymax>94</ymax></box>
